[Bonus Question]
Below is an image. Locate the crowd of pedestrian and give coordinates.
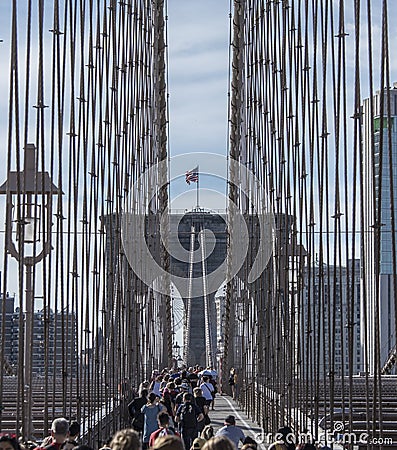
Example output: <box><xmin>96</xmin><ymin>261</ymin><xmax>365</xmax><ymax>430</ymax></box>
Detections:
<box><xmin>127</xmin><ymin>366</ymin><xmax>218</xmax><ymax>450</ymax></box>
<box><xmin>0</xmin><ymin>366</ymin><xmax>326</xmax><ymax>450</ymax></box>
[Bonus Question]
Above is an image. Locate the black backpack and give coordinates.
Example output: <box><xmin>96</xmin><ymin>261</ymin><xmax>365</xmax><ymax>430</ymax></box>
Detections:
<box><xmin>131</xmin><ymin>411</ymin><xmax>144</xmax><ymax>431</ymax></box>
<box><xmin>180</xmin><ymin>403</ymin><xmax>197</xmax><ymax>429</ymax></box>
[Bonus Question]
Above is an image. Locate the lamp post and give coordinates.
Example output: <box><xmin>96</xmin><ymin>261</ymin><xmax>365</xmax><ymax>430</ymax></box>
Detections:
<box><xmin>0</xmin><ymin>144</ymin><xmax>59</xmax><ymax>440</ymax></box>
<box><xmin>173</xmin><ymin>342</ymin><xmax>181</xmax><ymax>368</ymax></box>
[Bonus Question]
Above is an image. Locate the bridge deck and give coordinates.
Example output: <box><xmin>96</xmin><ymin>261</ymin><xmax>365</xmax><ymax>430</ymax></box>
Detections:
<box><xmin>210</xmin><ymin>394</ymin><xmax>265</xmax><ymax>449</ymax></box>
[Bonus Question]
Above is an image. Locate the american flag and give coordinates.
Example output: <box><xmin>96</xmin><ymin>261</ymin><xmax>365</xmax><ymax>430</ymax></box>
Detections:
<box><xmin>185</xmin><ymin>166</ymin><xmax>199</xmax><ymax>185</ymax></box>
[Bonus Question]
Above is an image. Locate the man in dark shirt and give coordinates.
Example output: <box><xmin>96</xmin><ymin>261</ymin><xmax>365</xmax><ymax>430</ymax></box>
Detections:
<box><xmin>173</xmin><ymin>383</ymin><xmax>190</xmax><ymax>414</ymax></box>
<box><xmin>128</xmin><ymin>389</ymin><xmax>149</xmax><ymax>431</ymax></box>
<box><xmin>175</xmin><ymin>393</ymin><xmax>203</xmax><ymax>450</ymax></box>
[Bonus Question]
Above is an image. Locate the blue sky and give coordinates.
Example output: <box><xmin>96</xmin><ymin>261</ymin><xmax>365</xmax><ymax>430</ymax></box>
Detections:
<box><xmin>167</xmin><ymin>0</ymin><xmax>230</xmax><ymax>210</ymax></box>
<box><xmin>167</xmin><ymin>0</ymin><xmax>230</xmax><ymax>155</ymax></box>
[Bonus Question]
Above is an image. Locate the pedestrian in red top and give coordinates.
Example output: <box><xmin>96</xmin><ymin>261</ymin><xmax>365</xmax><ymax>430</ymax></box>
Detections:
<box><xmin>149</xmin><ymin>412</ymin><xmax>179</xmax><ymax>447</ymax></box>
<box><xmin>35</xmin><ymin>418</ymin><xmax>69</xmax><ymax>450</ymax></box>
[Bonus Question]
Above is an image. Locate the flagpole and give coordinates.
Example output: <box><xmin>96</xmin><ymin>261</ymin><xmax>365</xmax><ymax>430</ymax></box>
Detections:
<box><xmin>196</xmin><ymin>167</ymin><xmax>199</xmax><ymax>209</ymax></box>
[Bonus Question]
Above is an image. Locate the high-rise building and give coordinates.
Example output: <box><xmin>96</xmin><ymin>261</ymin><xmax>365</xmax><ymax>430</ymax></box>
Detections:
<box><xmin>302</xmin><ymin>260</ymin><xmax>362</xmax><ymax>376</ymax></box>
<box><xmin>362</xmin><ymin>84</ymin><xmax>397</xmax><ymax>372</ymax></box>
<box><xmin>0</xmin><ymin>294</ymin><xmax>77</xmax><ymax>376</ymax></box>
<box><xmin>0</xmin><ymin>293</ymin><xmax>17</xmax><ymax>374</ymax></box>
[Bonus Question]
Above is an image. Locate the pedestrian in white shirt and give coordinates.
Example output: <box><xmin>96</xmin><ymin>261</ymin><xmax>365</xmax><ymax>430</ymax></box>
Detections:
<box><xmin>199</xmin><ymin>376</ymin><xmax>214</xmax><ymax>407</ymax></box>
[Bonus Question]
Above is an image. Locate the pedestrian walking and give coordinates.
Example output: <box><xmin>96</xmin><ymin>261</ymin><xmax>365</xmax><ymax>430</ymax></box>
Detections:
<box><xmin>62</xmin><ymin>421</ymin><xmax>81</xmax><ymax>450</ymax></box>
<box><xmin>215</xmin><ymin>415</ymin><xmax>245</xmax><ymax>450</ymax></box>
<box><xmin>151</xmin><ymin>435</ymin><xmax>184</xmax><ymax>450</ymax></box>
<box><xmin>175</xmin><ymin>393</ymin><xmax>204</xmax><ymax>450</ymax></box>
<box><xmin>228</xmin><ymin>369</ymin><xmax>238</xmax><ymax>401</ymax></box>
<box><xmin>190</xmin><ymin>437</ymin><xmax>206</xmax><ymax>450</ymax></box>
<box><xmin>199</xmin><ymin>377</ymin><xmax>214</xmax><ymax>408</ymax></box>
<box><xmin>268</xmin><ymin>426</ymin><xmax>295</xmax><ymax>450</ymax></box>
<box><xmin>141</xmin><ymin>392</ymin><xmax>166</xmax><ymax>449</ymax></box>
<box><xmin>35</xmin><ymin>418</ymin><xmax>70</xmax><ymax>450</ymax></box>
<box><xmin>0</xmin><ymin>435</ymin><xmax>22</xmax><ymax>450</ymax></box>
<box><xmin>193</xmin><ymin>387</ymin><xmax>209</xmax><ymax>433</ymax></box>
<box><xmin>128</xmin><ymin>389</ymin><xmax>148</xmax><ymax>432</ymax></box>
<box><xmin>148</xmin><ymin>411</ymin><xmax>178</xmax><ymax>447</ymax></box>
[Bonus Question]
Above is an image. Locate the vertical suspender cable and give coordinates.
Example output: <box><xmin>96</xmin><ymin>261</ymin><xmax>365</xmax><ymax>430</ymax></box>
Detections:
<box><xmin>184</xmin><ymin>225</ymin><xmax>195</xmax><ymax>364</ymax></box>
<box><xmin>199</xmin><ymin>227</ymin><xmax>213</xmax><ymax>368</ymax></box>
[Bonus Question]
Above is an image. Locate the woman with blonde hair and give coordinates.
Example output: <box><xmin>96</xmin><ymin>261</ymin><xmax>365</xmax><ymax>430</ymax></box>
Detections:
<box><xmin>201</xmin><ymin>436</ymin><xmax>235</xmax><ymax>450</ymax></box>
<box><xmin>151</xmin><ymin>435</ymin><xmax>184</xmax><ymax>450</ymax></box>
<box><xmin>109</xmin><ymin>429</ymin><xmax>141</xmax><ymax>450</ymax></box>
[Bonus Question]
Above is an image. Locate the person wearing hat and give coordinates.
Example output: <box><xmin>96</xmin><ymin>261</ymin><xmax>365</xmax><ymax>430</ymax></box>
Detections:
<box><xmin>190</xmin><ymin>437</ymin><xmax>206</xmax><ymax>450</ymax></box>
<box><xmin>215</xmin><ymin>415</ymin><xmax>245</xmax><ymax>449</ymax></box>
<box><xmin>181</xmin><ymin>381</ymin><xmax>192</xmax><ymax>393</ymax></box>
<box><xmin>173</xmin><ymin>382</ymin><xmax>190</xmax><ymax>414</ymax></box>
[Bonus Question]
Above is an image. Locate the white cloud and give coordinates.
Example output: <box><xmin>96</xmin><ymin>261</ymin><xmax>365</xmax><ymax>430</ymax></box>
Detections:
<box><xmin>167</xmin><ymin>0</ymin><xmax>230</xmax><ymax>159</ymax></box>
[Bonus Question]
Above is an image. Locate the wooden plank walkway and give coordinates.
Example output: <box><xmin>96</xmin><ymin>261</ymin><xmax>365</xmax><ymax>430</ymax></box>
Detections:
<box><xmin>207</xmin><ymin>394</ymin><xmax>266</xmax><ymax>449</ymax></box>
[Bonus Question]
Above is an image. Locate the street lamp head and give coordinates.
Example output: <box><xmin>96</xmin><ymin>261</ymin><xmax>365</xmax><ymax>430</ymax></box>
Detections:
<box><xmin>0</xmin><ymin>144</ymin><xmax>60</xmax><ymax>195</ymax></box>
<box><xmin>0</xmin><ymin>144</ymin><xmax>62</xmax><ymax>262</ymax></box>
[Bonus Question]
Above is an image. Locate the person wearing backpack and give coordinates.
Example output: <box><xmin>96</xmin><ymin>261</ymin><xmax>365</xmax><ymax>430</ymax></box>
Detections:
<box><xmin>141</xmin><ymin>392</ymin><xmax>166</xmax><ymax>449</ymax></box>
<box><xmin>149</xmin><ymin>411</ymin><xmax>179</xmax><ymax>447</ymax></box>
<box><xmin>175</xmin><ymin>393</ymin><xmax>204</xmax><ymax>450</ymax></box>
<box><xmin>199</xmin><ymin>377</ymin><xmax>214</xmax><ymax>408</ymax></box>
<box><xmin>128</xmin><ymin>389</ymin><xmax>148</xmax><ymax>432</ymax></box>
<box><xmin>192</xmin><ymin>387</ymin><xmax>209</xmax><ymax>434</ymax></box>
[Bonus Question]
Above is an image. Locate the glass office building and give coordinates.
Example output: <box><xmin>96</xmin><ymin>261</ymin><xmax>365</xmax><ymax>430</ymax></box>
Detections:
<box><xmin>362</xmin><ymin>84</ymin><xmax>397</xmax><ymax>372</ymax></box>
